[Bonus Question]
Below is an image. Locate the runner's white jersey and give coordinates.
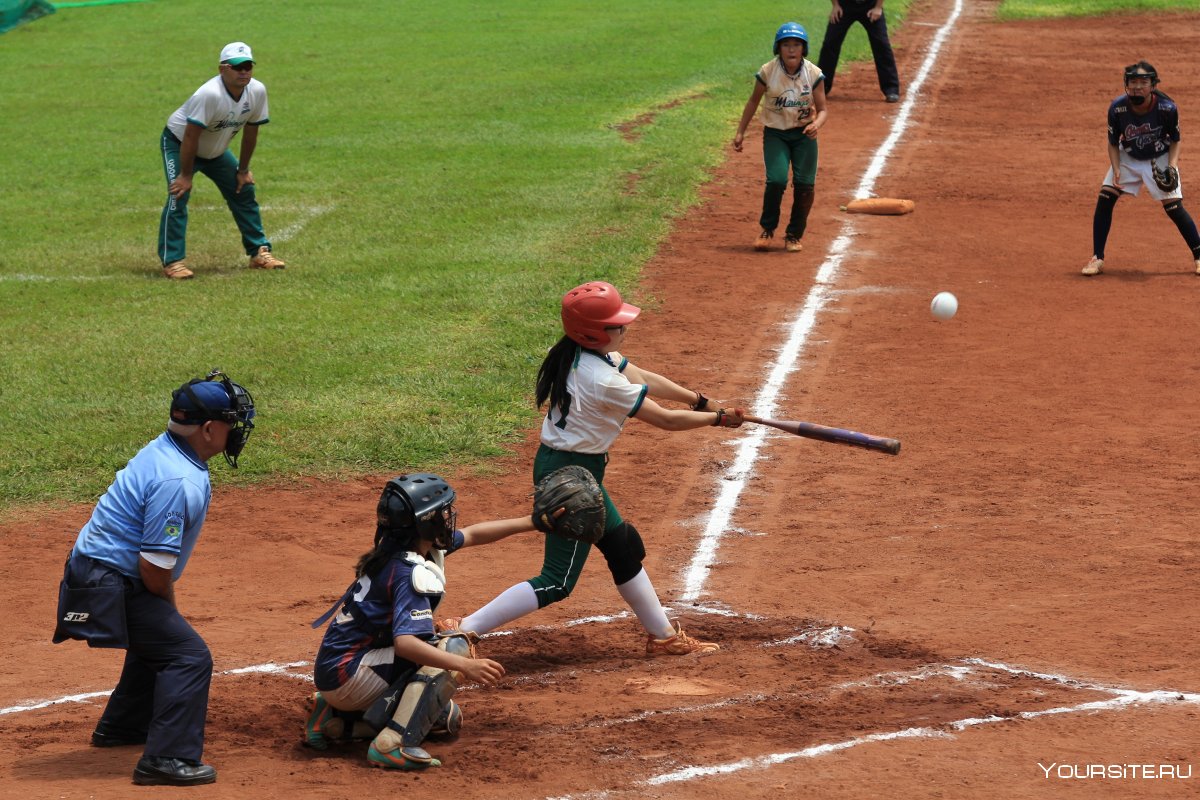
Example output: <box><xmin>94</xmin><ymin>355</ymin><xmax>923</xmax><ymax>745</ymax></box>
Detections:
<box><xmin>756</xmin><ymin>57</ymin><xmax>824</xmax><ymax>131</ymax></box>
<box><xmin>166</xmin><ymin>75</ymin><xmax>269</xmax><ymax>159</ymax></box>
<box><xmin>540</xmin><ymin>349</ymin><xmax>648</xmax><ymax>454</ymax></box>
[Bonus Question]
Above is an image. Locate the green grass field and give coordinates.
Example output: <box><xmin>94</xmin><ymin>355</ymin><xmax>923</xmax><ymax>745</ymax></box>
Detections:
<box><xmin>999</xmin><ymin>0</ymin><xmax>1200</xmax><ymax>18</ymax></box>
<box><xmin>0</xmin><ymin>0</ymin><xmax>973</xmax><ymax>512</ymax></box>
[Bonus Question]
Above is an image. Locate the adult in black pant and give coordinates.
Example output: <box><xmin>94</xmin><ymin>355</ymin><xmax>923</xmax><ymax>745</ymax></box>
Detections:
<box><xmin>817</xmin><ymin>0</ymin><xmax>901</xmax><ymax>103</ymax></box>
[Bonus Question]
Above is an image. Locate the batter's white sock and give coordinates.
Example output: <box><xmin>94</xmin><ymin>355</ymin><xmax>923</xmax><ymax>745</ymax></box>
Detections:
<box><xmin>461</xmin><ymin>582</ymin><xmax>539</xmax><ymax>635</ymax></box>
<box><xmin>616</xmin><ymin>569</ymin><xmax>675</xmax><ymax>640</ymax></box>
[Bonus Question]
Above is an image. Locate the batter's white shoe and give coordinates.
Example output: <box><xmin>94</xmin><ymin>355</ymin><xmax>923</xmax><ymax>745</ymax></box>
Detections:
<box><xmin>1081</xmin><ymin>256</ymin><xmax>1103</xmax><ymax>276</ymax></box>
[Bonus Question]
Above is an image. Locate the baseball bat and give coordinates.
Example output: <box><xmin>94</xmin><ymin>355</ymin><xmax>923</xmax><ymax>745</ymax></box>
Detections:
<box><xmin>743</xmin><ymin>414</ymin><xmax>901</xmax><ymax>455</ymax></box>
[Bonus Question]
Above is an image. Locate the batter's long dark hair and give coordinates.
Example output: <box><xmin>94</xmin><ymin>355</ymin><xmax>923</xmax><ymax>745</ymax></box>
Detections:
<box><xmin>536</xmin><ymin>335</ymin><xmax>578</xmax><ymax>414</ymax></box>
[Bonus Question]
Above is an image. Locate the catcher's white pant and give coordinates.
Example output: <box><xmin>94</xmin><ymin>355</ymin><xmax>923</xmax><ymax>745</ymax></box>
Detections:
<box><xmin>1104</xmin><ymin>152</ymin><xmax>1183</xmax><ymax>201</ymax></box>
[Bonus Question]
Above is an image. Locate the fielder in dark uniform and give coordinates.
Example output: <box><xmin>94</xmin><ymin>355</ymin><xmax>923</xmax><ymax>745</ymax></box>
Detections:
<box><xmin>816</xmin><ymin>0</ymin><xmax>901</xmax><ymax>103</ymax></box>
<box><xmin>305</xmin><ymin>474</ymin><xmax>535</xmax><ymax>770</ymax></box>
<box><xmin>1084</xmin><ymin>62</ymin><xmax>1200</xmax><ymax>276</ymax></box>
<box><xmin>52</xmin><ymin>370</ymin><xmax>255</xmax><ymax>786</ymax></box>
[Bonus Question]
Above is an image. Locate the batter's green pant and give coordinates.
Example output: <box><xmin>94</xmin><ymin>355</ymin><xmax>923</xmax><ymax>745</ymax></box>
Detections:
<box><xmin>157</xmin><ymin>127</ymin><xmax>271</xmax><ymax>267</ymax></box>
<box><xmin>760</xmin><ymin>126</ymin><xmax>818</xmax><ymax>239</ymax></box>
<box><xmin>527</xmin><ymin>445</ymin><xmax>626</xmax><ymax>608</ymax></box>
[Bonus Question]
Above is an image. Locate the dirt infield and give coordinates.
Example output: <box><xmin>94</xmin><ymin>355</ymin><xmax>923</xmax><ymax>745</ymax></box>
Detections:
<box><xmin>4</xmin><ymin>1</ymin><xmax>1198</xmax><ymax>797</ymax></box>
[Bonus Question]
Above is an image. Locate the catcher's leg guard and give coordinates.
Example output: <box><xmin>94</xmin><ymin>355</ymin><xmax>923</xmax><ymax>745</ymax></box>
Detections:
<box><xmin>597</xmin><ymin>522</ymin><xmax>646</xmax><ymax>585</ymax></box>
<box><xmin>1092</xmin><ymin>188</ymin><xmax>1119</xmax><ymax>260</ymax></box>
<box><xmin>428</xmin><ymin>699</ymin><xmax>463</xmax><ymax>738</ymax></box>
<box><xmin>1163</xmin><ymin>200</ymin><xmax>1200</xmax><ymax>254</ymax></box>
<box><xmin>368</xmin><ymin>667</ymin><xmax>456</xmax><ymax>769</ymax></box>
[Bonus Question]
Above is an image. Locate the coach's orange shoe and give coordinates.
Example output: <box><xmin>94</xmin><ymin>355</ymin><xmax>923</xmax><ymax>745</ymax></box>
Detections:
<box><xmin>249</xmin><ymin>246</ymin><xmax>286</xmax><ymax>270</ymax></box>
<box><xmin>646</xmin><ymin>623</ymin><xmax>719</xmax><ymax>656</ymax></box>
<box><xmin>162</xmin><ymin>260</ymin><xmax>193</xmax><ymax>280</ymax></box>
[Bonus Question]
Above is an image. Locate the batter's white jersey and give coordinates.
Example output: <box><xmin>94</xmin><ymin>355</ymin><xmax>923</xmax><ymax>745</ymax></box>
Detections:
<box><xmin>540</xmin><ymin>349</ymin><xmax>648</xmax><ymax>454</ymax></box>
<box><xmin>166</xmin><ymin>75</ymin><xmax>269</xmax><ymax>159</ymax></box>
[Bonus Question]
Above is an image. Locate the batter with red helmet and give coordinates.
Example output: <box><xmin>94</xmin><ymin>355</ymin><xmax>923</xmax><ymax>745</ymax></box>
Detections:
<box><xmin>440</xmin><ymin>282</ymin><xmax>744</xmax><ymax>655</ymax></box>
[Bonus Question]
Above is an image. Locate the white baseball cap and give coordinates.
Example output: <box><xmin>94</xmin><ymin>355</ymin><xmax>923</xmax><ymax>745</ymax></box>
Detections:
<box><xmin>219</xmin><ymin>42</ymin><xmax>254</xmax><ymax>65</ymax></box>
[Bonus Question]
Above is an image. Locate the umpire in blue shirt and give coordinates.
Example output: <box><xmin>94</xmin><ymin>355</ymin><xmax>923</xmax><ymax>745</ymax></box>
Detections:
<box><xmin>52</xmin><ymin>370</ymin><xmax>255</xmax><ymax>787</ymax></box>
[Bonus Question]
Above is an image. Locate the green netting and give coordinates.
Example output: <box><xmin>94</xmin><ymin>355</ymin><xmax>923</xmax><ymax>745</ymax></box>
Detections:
<box><xmin>1</xmin><ymin>0</ymin><xmax>54</xmax><ymax>33</ymax></box>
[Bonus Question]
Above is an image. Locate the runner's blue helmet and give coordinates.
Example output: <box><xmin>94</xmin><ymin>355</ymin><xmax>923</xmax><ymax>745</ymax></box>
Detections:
<box><xmin>774</xmin><ymin>22</ymin><xmax>809</xmax><ymax>56</ymax></box>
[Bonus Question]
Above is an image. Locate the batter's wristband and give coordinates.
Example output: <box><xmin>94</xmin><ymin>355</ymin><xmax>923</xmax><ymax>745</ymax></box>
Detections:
<box><xmin>712</xmin><ymin>409</ymin><xmax>725</xmax><ymax>427</ymax></box>
<box><xmin>692</xmin><ymin>392</ymin><xmax>710</xmax><ymax>411</ymax></box>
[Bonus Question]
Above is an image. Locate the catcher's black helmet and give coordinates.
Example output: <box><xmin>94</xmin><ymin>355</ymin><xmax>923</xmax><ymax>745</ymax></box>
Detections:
<box><xmin>376</xmin><ymin>473</ymin><xmax>457</xmax><ymax>549</ymax></box>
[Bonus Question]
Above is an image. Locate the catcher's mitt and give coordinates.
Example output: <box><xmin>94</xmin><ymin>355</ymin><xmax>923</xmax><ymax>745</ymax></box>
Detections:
<box><xmin>532</xmin><ymin>465</ymin><xmax>605</xmax><ymax>544</ymax></box>
<box><xmin>1152</xmin><ymin>162</ymin><xmax>1179</xmax><ymax>192</ymax></box>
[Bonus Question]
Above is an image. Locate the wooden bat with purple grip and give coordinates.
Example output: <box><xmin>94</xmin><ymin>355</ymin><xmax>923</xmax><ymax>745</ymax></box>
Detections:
<box><xmin>743</xmin><ymin>414</ymin><xmax>901</xmax><ymax>455</ymax></box>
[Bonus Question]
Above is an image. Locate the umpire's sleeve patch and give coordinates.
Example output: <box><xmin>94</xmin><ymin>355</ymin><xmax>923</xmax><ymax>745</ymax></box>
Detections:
<box><xmin>163</xmin><ymin>511</ymin><xmax>184</xmax><ymax>540</ymax></box>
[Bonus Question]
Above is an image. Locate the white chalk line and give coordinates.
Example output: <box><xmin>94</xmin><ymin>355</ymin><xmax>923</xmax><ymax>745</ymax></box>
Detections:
<box><xmin>680</xmin><ymin>0</ymin><xmax>963</xmax><ymax>606</ymax></box>
<box><xmin>0</xmin><ymin>204</ymin><xmax>332</xmax><ymax>282</ymax></box>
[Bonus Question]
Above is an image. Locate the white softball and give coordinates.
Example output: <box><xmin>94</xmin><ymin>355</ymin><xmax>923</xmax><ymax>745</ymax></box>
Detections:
<box><xmin>930</xmin><ymin>291</ymin><xmax>958</xmax><ymax>321</ymax></box>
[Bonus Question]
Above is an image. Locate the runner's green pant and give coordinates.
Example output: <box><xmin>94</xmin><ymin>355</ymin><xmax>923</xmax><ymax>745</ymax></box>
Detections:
<box><xmin>760</xmin><ymin>125</ymin><xmax>818</xmax><ymax>239</ymax></box>
<box><xmin>527</xmin><ymin>445</ymin><xmax>629</xmax><ymax>608</ymax></box>
<box><xmin>157</xmin><ymin>127</ymin><xmax>271</xmax><ymax>266</ymax></box>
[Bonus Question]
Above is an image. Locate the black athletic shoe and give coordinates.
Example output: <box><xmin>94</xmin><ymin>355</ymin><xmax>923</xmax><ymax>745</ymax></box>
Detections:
<box><xmin>91</xmin><ymin>729</ymin><xmax>147</xmax><ymax>748</ymax></box>
<box><xmin>132</xmin><ymin>756</ymin><xmax>217</xmax><ymax>786</ymax></box>
<box><xmin>885</xmin><ymin>93</ymin><xmax>900</xmax><ymax>103</ymax></box>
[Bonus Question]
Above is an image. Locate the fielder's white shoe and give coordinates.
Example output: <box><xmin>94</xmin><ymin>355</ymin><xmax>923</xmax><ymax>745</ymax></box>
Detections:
<box><xmin>1081</xmin><ymin>256</ymin><xmax>1103</xmax><ymax>276</ymax></box>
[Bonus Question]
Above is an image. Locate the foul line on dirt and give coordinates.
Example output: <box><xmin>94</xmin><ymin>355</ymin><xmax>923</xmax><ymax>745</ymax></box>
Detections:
<box><xmin>680</xmin><ymin>0</ymin><xmax>964</xmax><ymax>603</ymax></box>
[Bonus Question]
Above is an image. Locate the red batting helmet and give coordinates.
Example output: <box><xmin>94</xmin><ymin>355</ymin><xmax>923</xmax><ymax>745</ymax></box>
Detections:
<box><xmin>560</xmin><ymin>281</ymin><xmax>640</xmax><ymax>348</ymax></box>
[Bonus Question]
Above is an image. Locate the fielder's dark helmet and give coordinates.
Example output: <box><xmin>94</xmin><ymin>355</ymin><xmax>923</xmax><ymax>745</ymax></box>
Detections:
<box><xmin>170</xmin><ymin>369</ymin><xmax>255</xmax><ymax>468</ymax></box>
<box><xmin>1124</xmin><ymin>61</ymin><xmax>1159</xmax><ymax>86</ymax></box>
<box><xmin>376</xmin><ymin>473</ymin><xmax>458</xmax><ymax>550</ymax></box>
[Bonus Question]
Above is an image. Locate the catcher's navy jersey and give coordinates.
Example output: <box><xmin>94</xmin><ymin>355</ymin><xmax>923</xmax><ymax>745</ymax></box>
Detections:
<box><xmin>1108</xmin><ymin>92</ymin><xmax>1180</xmax><ymax>161</ymax></box>
<box><xmin>314</xmin><ymin>532</ymin><xmax>464</xmax><ymax>691</ymax></box>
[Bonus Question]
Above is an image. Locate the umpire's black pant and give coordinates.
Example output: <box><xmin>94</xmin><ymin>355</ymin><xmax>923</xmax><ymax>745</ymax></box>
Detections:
<box><xmin>73</xmin><ymin>557</ymin><xmax>213</xmax><ymax>762</ymax></box>
<box><xmin>817</xmin><ymin>4</ymin><xmax>900</xmax><ymax>97</ymax></box>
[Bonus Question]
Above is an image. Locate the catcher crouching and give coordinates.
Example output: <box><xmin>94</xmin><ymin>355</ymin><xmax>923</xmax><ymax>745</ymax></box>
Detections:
<box><xmin>304</xmin><ymin>474</ymin><xmax>538</xmax><ymax>770</ymax></box>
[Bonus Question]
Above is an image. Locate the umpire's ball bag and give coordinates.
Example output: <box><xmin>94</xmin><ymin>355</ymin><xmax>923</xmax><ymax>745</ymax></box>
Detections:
<box><xmin>52</xmin><ymin>554</ymin><xmax>130</xmax><ymax>649</ymax></box>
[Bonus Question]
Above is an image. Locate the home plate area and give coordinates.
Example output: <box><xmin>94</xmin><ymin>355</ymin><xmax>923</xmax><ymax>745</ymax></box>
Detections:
<box><xmin>202</xmin><ymin>609</ymin><xmax>1197</xmax><ymax>794</ymax></box>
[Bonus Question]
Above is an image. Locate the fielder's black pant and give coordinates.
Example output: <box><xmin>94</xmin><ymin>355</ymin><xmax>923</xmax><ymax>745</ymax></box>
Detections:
<box><xmin>79</xmin><ymin>558</ymin><xmax>213</xmax><ymax>763</ymax></box>
<box><xmin>817</xmin><ymin>3</ymin><xmax>900</xmax><ymax>97</ymax></box>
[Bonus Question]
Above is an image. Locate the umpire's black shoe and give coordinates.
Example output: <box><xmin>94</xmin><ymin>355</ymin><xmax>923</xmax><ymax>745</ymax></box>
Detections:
<box><xmin>885</xmin><ymin>92</ymin><xmax>900</xmax><ymax>103</ymax></box>
<box><xmin>91</xmin><ymin>729</ymin><xmax>147</xmax><ymax>748</ymax></box>
<box><xmin>132</xmin><ymin>756</ymin><xmax>217</xmax><ymax>786</ymax></box>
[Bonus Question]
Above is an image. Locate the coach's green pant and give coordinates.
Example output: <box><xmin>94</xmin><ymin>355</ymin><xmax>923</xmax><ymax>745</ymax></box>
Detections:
<box><xmin>526</xmin><ymin>445</ymin><xmax>626</xmax><ymax>608</ymax></box>
<box><xmin>157</xmin><ymin>127</ymin><xmax>271</xmax><ymax>267</ymax></box>
<box><xmin>760</xmin><ymin>125</ymin><xmax>818</xmax><ymax>239</ymax></box>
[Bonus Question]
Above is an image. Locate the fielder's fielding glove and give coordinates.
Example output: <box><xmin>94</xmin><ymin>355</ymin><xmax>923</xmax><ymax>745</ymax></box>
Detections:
<box><xmin>532</xmin><ymin>465</ymin><xmax>606</xmax><ymax>544</ymax></box>
<box><xmin>1152</xmin><ymin>162</ymin><xmax>1180</xmax><ymax>192</ymax></box>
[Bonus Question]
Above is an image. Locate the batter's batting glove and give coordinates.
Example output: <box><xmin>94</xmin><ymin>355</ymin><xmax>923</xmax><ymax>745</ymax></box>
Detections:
<box><xmin>713</xmin><ymin>408</ymin><xmax>745</xmax><ymax>427</ymax></box>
